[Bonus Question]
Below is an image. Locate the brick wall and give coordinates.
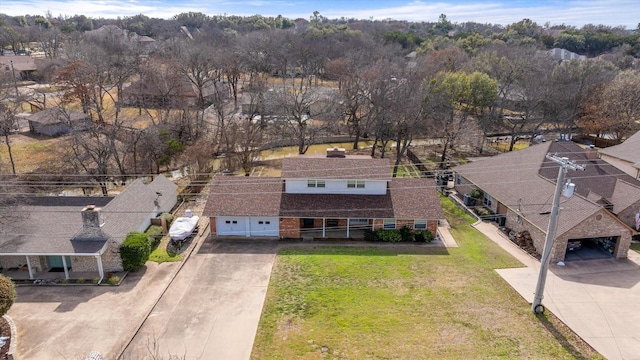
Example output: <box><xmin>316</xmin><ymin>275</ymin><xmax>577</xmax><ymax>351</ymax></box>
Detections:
<box><xmin>427</xmin><ymin>220</ymin><xmax>438</xmax><ymax>237</ymax></box>
<box><xmin>397</xmin><ymin>219</ymin><xmax>413</xmax><ymax>229</ymax></box>
<box><xmin>210</xmin><ymin>217</ymin><xmax>217</xmax><ymax>235</ymax></box>
<box><xmin>280</xmin><ymin>217</ymin><xmax>301</xmax><ymax>238</ymax></box>
<box><xmin>556</xmin><ymin>209</ymin><xmax>632</xmax><ymax>261</ymax></box>
<box><xmin>102</xmin><ymin>239</ymin><xmax>124</xmax><ymax>272</ymax></box>
<box><xmin>373</xmin><ymin>219</ymin><xmax>384</xmax><ymax>230</ymax></box>
<box><xmin>505</xmin><ymin>209</ymin><xmax>547</xmax><ymax>257</ymax></box>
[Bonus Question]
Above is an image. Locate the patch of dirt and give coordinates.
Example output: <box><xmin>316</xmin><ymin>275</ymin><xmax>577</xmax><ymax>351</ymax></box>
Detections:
<box><xmin>0</xmin><ymin>316</ymin><xmax>11</xmax><ymax>360</ymax></box>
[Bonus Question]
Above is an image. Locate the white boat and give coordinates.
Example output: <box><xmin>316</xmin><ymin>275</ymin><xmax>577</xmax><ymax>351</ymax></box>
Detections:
<box><xmin>169</xmin><ymin>216</ymin><xmax>200</xmax><ymax>241</ymax></box>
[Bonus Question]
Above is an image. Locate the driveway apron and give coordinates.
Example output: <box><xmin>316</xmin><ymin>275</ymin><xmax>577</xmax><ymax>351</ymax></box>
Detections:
<box><xmin>121</xmin><ymin>239</ymin><xmax>278</xmax><ymax>360</ymax></box>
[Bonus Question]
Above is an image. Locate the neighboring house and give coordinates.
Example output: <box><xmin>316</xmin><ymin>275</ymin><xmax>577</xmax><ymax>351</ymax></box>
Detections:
<box><xmin>28</xmin><ymin>107</ymin><xmax>91</xmax><ymax>136</ymax></box>
<box><xmin>453</xmin><ymin>141</ymin><xmax>636</xmax><ymax>262</ymax></box>
<box><xmin>203</xmin><ymin>148</ymin><xmax>445</xmax><ymax>239</ymax></box>
<box><xmin>0</xmin><ymin>175</ymin><xmax>177</xmax><ymax>281</ymax></box>
<box><xmin>598</xmin><ymin>130</ymin><xmax>640</xmax><ymax>180</ymax></box>
<box><xmin>548</xmin><ymin>48</ymin><xmax>586</xmax><ymax>61</ymax></box>
<box><xmin>120</xmin><ymin>73</ymin><xmax>217</xmax><ymax>109</ymax></box>
<box><xmin>0</xmin><ymin>55</ymin><xmax>37</xmax><ymax>80</ymax></box>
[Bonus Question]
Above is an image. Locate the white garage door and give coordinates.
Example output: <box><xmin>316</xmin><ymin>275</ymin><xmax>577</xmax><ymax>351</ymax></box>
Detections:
<box><xmin>249</xmin><ymin>217</ymin><xmax>279</xmax><ymax>236</ymax></box>
<box><xmin>216</xmin><ymin>217</ymin><xmax>248</xmax><ymax>236</ymax></box>
<box><xmin>216</xmin><ymin>216</ymin><xmax>279</xmax><ymax>236</ymax></box>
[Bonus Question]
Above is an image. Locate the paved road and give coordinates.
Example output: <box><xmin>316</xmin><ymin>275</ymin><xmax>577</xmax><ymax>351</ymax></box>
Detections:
<box><xmin>474</xmin><ymin>221</ymin><xmax>640</xmax><ymax>360</ymax></box>
<box><xmin>121</xmin><ymin>239</ymin><xmax>278</xmax><ymax>360</ymax></box>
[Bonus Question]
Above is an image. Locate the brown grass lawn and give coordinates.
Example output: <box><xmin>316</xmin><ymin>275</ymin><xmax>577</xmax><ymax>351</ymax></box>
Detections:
<box><xmin>251</xmin><ymin>197</ymin><xmax>603</xmax><ymax>359</ymax></box>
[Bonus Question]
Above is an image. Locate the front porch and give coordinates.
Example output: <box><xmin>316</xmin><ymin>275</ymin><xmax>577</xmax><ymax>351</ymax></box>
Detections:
<box><xmin>1</xmin><ymin>268</ymin><xmax>109</xmax><ymax>284</ymax></box>
<box><xmin>298</xmin><ymin>217</ymin><xmax>373</xmax><ymax>240</ymax></box>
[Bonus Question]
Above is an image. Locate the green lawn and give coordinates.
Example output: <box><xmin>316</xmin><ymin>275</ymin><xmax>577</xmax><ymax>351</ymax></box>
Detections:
<box><xmin>631</xmin><ymin>242</ymin><xmax>640</xmax><ymax>253</ymax></box>
<box><xmin>251</xmin><ymin>196</ymin><xmax>603</xmax><ymax>359</ymax></box>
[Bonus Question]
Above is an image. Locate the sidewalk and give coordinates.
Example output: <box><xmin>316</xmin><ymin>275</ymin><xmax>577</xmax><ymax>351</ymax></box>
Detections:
<box><xmin>473</xmin><ymin>221</ymin><xmax>640</xmax><ymax>360</ymax></box>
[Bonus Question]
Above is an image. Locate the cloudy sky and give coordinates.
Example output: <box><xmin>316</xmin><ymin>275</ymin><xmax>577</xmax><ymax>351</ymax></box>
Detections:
<box><xmin>2</xmin><ymin>0</ymin><xmax>639</xmax><ymax>28</ymax></box>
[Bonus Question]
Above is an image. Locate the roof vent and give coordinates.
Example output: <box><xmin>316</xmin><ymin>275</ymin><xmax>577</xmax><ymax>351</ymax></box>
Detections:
<box><xmin>326</xmin><ymin>147</ymin><xmax>346</xmax><ymax>158</ymax></box>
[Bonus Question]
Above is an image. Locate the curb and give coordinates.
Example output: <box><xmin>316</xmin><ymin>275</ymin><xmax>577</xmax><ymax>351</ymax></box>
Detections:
<box><xmin>3</xmin><ymin>314</ymin><xmax>17</xmax><ymax>360</ymax></box>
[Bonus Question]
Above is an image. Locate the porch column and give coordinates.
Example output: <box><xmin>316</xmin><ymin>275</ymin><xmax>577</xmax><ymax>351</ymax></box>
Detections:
<box><xmin>61</xmin><ymin>256</ymin><xmax>69</xmax><ymax>280</ymax></box>
<box><xmin>26</xmin><ymin>255</ymin><xmax>34</xmax><ymax>280</ymax></box>
<box><xmin>346</xmin><ymin>218</ymin><xmax>350</xmax><ymax>238</ymax></box>
<box><xmin>96</xmin><ymin>255</ymin><xmax>104</xmax><ymax>280</ymax></box>
<box><xmin>322</xmin><ymin>218</ymin><xmax>326</xmax><ymax>238</ymax></box>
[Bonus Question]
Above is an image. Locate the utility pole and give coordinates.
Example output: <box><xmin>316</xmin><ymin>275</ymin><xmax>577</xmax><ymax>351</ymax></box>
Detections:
<box><xmin>532</xmin><ymin>154</ymin><xmax>585</xmax><ymax>314</ymax></box>
<box><xmin>10</xmin><ymin>60</ymin><xmax>19</xmax><ymax>97</ymax></box>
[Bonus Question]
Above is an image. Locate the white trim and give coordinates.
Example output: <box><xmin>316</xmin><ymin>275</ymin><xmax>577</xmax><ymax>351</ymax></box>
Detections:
<box><xmin>0</xmin><ymin>252</ymin><xmax>101</xmax><ymax>256</ymax></box>
<box><xmin>322</xmin><ymin>218</ymin><xmax>326</xmax><ymax>238</ymax></box>
<box><xmin>26</xmin><ymin>255</ymin><xmax>34</xmax><ymax>279</ymax></box>
<box><xmin>346</xmin><ymin>218</ymin><xmax>350</xmax><ymax>237</ymax></box>
<box><xmin>62</xmin><ymin>256</ymin><xmax>69</xmax><ymax>280</ymax></box>
<box><xmin>96</xmin><ymin>255</ymin><xmax>104</xmax><ymax>283</ymax></box>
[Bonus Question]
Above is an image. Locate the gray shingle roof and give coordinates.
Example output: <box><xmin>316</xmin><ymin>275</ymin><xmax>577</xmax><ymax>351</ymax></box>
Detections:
<box><xmin>281</xmin><ymin>156</ymin><xmax>392</xmax><ymax>180</ymax></box>
<box><xmin>101</xmin><ymin>175</ymin><xmax>177</xmax><ymax>241</ymax></box>
<box><xmin>203</xmin><ymin>177</ymin><xmax>283</xmax><ymax>217</ymax></box>
<box><xmin>0</xmin><ymin>197</ymin><xmax>111</xmax><ymax>254</ymax></box>
<box><xmin>28</xmin><ymin>107</ymin><xmax>88</xmax><ymax>125</ymax></box>
<box><xmin>0</xmin><ymin>175</ymin><xmax>177</xmax><ymax>255</ymax></box>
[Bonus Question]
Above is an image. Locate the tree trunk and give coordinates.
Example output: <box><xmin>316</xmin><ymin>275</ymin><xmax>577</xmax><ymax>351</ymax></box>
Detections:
<box><xmin>3</xmin><ymin>133</ymin><xmax>16</xmax><ymax>175</ymax></box>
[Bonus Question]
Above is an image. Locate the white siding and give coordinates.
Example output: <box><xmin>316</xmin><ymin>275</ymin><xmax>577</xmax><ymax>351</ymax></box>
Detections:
<box><xmin>285</xmin><ymin>179</ymin><xmax>387</xmax><ymax>195</ymax></box>
<box><xmin>216</xmin><ymin>216</ymin><xmax>279</xmax><ymax>237</ymax></box>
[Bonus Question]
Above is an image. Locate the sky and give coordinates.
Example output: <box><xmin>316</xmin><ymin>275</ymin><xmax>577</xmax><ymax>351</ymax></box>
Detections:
<box><xmin>2</xmin><ymin>0</ymin><xmax>639</xmax><ymax>28</ymax></box>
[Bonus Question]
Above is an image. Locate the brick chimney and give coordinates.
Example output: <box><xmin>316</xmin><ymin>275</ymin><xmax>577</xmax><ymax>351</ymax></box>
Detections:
<box><xmin>81</xmin><ymin>205</ymin><xmax>102</xmax><ymax>229</ymax></box>
<box><xmin>326</xmin><ymin>147</ymin><xmax>346</xmax><ymax>158</ymax></box>
<box><xmin>585</xmin><ymin>145</ymin><xmax>598</xmax><ymax>160</ymax></box>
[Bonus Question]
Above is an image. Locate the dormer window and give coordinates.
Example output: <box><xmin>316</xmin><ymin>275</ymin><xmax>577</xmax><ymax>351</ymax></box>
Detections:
<box><xmin>307</xmin><ymin>180</ymin><xmax>326</xmax><ymax>188</ymax></box>
<box><xmin>347</xmin><ymin>180</ymin><xmax>365</xmax><ymax>189</ymax></box>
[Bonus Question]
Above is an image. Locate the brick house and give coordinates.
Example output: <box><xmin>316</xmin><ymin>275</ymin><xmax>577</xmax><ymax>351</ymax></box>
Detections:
<box><xmin>203</xmin><ymin>149</ymin><xmax>445</xmax><ymax>239</ymax></box>
<box><xmin>0</xmin><ymin>175</ymin><xmax>177</xmax><ymax>281</ymax></box>
<box><xmin>453</xmin><ymin>141</ymin><xmax>637</xmax><ymax>262</ymax></box>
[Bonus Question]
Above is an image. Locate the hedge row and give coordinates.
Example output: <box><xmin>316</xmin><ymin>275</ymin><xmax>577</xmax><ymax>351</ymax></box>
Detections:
<box><xmin>364</xmin><ymin>226</ymin><xmax>434</xmax><ymax>243</ymax></box>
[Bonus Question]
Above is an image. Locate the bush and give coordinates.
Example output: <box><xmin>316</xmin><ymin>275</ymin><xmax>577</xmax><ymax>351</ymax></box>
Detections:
<box><xmin>93</xmin><ymin>277</ymin><xmax>100</xmax><ymax>284</ymax></box>
<box><xmin>364</xmin><ymin>229</ymin><xmax>380</xmax><ymax>242</ymax></box>
<box><xmin>107</xmin><ymin>276</ymin><xmax>120</xmax><ymax>285</ymax></box>
<box><xmin>0</xmin><ymin>274</ymin><xmax>16</xmax><ymax>316</ymax></box>
<box><xmin>146</xmin><ymin>225</ymin><xmax>164</xmax><ymax>249</ymax></box>
<box><xmin>399</xmin><ymin>226</ymin><xmax>414</xmax><ymax>242</ymax></box>
<box><xmin>77</xmin><ymin>277</ymin><xmax>86</xmax><ymax>284</ymax></box>
<box><xmin>377</xmin><ymin>229</ymin><xmax>402</xmax><ymax>243</ymax></box>
<box><xmin>469</xmin><ymin>188</ymin><xmax>483</xmax><ymax>199</ymax></box>
<box><xmin>120</xmin><ymin>232</ymin><xmax>152</xmax><ymax>272</ymax></box>
<box><xmin>414</xmin><ymin>230</ymin><xmax>434</xmax><ymax>243</ymax></box>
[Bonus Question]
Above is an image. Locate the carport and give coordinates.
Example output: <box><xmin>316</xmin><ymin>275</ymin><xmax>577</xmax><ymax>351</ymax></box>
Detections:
<box><xmin>564</xmin><ymin>236</ymin><xmax>618</xmax><ymax>261</ymax></box>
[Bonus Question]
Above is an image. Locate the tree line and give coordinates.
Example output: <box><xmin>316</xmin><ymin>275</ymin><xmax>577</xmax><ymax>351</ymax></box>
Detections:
<box><xmin>1</xmin><ymin>11</ymin><xmax>639</xmax><ymax>194</ymax></box>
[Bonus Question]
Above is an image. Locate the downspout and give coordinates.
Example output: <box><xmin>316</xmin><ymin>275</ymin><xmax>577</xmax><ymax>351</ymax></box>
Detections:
<box><xmin>26</xmin><ymin>255</ymin><xmax>34</xmax><ymax>280</ymax></box>
<box><xmin>96</xmin><ymin>255</ymin><xmax>104</xmax><ymax>284</ymax></box>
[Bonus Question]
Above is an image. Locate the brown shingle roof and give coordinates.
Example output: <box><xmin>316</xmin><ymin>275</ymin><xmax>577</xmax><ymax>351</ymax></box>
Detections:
<box><xmin>598</xmin><ymin>130</ymin><xmax>640</xmax><ymax>168</ymax></box>
<box><xmin>453</xmin><ymin>142</ymin><xmax>605</xmax><ymax>237</ymax></box>
<box><xmin>204</xmin><ymin>177</ymin><xmax>444</xmax><ymax>220</ymax></box>
<box><xmin>203</xmin><ymin>177</ymin><xmax>283</xmax><ymax>217</ymax></box>
<box><xmin>281</xmin><ymin>156</ymin><xmax>392</xmax><ymax>180</ymax></box>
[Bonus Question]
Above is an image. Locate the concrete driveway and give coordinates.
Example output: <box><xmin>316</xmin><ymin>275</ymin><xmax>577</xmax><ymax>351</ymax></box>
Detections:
<box><xmin>7</xmin><ymin>261</ymin><xmax>181</xmax><ymax>360</ymax></box>
<box><xmin>121</xmin><ymin>238</ymin><xmax>278</xmax><ymax>360</ymax></box>
<box><xmin>474</xmin><ymin>222</ymin><xmax>640</xmax><ymax>360</ymax></box>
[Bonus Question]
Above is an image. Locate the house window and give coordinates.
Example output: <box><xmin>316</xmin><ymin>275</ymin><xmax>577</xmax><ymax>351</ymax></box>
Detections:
<box><xmin>383</xmin><ymin>219</ymin><xmax>396</xmax><ymax>229</ymax></box>
<box><xmin>258</xmin><ymin>221</ymin><xmax>264</xmax><ymax>224</ymax></box>
<box><xmin>307</xmin><ymin>180</ymin><xmax>326</xmax><ymax>188</ymax></box>
<box><xmin>414</xmin><ymin>219</ymin><xmax>427</xmax><ymax>230</ymax></box>
<box><xmin>225</xmin><ymin>221</ymin><xmax>231</xmax><ymax>224</ymax></box>
<box><xmin>483</xmin><ymin>194</ymin><xmax>493</xmax><ymax>208</ymax></box>
<box><xmin>347</xmin><ymin>180</ymin><xmax>365</xmax><ymax>188</ymax></box>
<box><xmin>232</xmin><ymin>220</ymin><xmax>238</xmax><ymax>224</ymax></box>
<box><xmin>265</xmin><ymin>221</ymin><xmax>270</xmax><ymax>225</ymax></box>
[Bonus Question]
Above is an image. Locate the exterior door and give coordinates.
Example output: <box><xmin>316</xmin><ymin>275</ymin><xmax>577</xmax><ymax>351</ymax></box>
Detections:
<box><xmin>46</xmin><ymin>256</ymin><xmax>72</xmax><ymax>269</ymax></box>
